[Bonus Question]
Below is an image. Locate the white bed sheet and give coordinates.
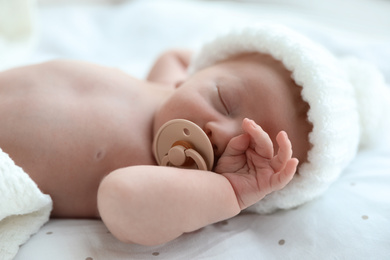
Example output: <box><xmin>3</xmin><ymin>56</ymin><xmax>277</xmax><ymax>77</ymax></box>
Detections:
<box><xmin>11</xmin><ymin>0</ymin><xmax>390</xmax><ymax>259</ymax></box>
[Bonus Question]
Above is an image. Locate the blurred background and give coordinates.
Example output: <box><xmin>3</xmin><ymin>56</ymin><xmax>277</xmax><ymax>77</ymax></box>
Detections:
<box><xmin>1</xmin><ymin>0</ymin><xmax>390</xmax><ymax>79</ymax></box>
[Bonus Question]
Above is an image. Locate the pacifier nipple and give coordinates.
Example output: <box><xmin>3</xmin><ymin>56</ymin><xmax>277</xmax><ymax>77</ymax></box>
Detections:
<box><xmin>166</xmin><ymin>141</ymin><xmax>193</xmax><ymax>167</ymax></box>
<box><xmin>153</xmin><ymin>119</ymin><xmax>214</xmax><ymax>171</ymax></box>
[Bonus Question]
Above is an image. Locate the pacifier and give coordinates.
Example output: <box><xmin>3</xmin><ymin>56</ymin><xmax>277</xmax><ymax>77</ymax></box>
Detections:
<box><xmin>153</xmin><ymin>119</ymin><xmax>214</xmax><ymax>171</ymax></box>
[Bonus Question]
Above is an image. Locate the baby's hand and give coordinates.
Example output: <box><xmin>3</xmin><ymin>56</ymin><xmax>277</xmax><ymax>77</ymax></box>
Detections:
<box><xmin>214</xmin><ymin>118</ymin><xmax>298</xmax><ymax>210</ymax></box>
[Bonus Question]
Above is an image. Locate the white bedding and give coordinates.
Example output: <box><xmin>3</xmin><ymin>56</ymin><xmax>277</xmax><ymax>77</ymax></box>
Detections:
<box><xmin>3</xmin><ymin>0</ymin><xmax>389</xmax><ymax>259</ymax></box>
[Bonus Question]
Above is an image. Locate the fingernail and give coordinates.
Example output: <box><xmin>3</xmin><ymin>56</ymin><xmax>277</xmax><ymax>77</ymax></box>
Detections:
<box><xmin>246</xmin><ymin>118</ymin><xmax>255</xmax><ymax>127</ymax></box>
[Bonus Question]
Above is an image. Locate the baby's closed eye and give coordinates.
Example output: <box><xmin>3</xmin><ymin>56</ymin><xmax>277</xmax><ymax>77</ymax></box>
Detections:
<box><xmin>217</xmin><ymin>86</ymin><xmax>230</xmax><ymax>115</ymax></box>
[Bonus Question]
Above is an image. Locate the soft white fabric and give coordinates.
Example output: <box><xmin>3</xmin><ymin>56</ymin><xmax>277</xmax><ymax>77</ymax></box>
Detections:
<box><xmin>340</xmin><ymin>57</ymin><xmax>390</xmax><ymax>148</ymax></box>
<box><xmin>189</xmin><ymin>24</ymin><xmax>390</xmax><ymax>214</ymax></box>
<box><xmin>0</xmin><ymin>149</ymin><xmax>52</xmax><ymax>260</ymax></box>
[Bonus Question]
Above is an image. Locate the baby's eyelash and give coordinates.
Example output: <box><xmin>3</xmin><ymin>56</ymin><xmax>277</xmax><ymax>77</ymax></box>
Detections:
<box><xmin>217</xmin><ymin>86</ymin><xmax>229</xmax><ymax>115</ymax></box>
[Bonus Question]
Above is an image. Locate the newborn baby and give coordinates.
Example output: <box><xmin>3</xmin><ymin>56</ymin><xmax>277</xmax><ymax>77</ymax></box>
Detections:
<box><xmin>1</xmin><ymin>24</ymin><xmax>388</xmax><ymax>246</ymax></box>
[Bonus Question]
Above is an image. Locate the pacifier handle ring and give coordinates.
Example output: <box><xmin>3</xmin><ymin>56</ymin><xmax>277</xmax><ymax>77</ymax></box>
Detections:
<box><xmin>161</xmin><ymin>145</ymin><xmax>208</xmax><ymax>171</ymax></box>
<box><xmin>185</xmin><ymin>148</ymin><xmax>207</xmax><ymax>171</ymax></box>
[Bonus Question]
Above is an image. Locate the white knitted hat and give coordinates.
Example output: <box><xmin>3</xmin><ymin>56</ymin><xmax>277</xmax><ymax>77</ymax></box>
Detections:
<box><xmin>188</xmin><ymin>24</ymin><xmax>390</xmax><ymax>214</ymax></box>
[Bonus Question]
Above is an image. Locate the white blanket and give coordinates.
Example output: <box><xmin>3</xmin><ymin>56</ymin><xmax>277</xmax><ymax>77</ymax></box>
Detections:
<box><xmin>0</xmin><ymin>149</ymin><xmax>52</xmax><ymax>260</ymax></box>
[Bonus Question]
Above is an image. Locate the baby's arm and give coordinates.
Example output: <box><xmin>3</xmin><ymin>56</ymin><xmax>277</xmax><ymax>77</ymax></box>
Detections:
<box><xmin>146</xmin><ymin>49</ymin><xmax>192</xmax><ymax>86</ymax></box>
<box><xmin>97</xmin><ymin>118</ymin><xmax>297</xmax><ymax>246</ymax></box>
<box><xmin>98</xmin><ymin>165</ymin><xmax>240</xmax><ymax>246</ymax></box>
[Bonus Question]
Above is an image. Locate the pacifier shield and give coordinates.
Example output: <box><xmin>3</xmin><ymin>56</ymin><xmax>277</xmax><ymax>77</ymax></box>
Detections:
<box><xmin>153</xmin><ymin>119</ymin><xmax>214</xmax><ymax>171</ymax></box>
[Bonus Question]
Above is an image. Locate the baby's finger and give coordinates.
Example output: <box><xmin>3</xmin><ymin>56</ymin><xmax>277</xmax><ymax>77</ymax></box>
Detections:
<box><xmin>270</xmin><ymin>158</ymin><xmax>298</xmax><ymax>190</ymax></box>
<box><xmin>222</xmin><ymin>133</ymin><xmax>250</xmax><ymax>157</ymax></box>
<box><xmin>242</xmin><ymin>118</ymin><xmax>273</xmax><ymax>159</ymax></box>
<box><xmin>270</xmin><ymin>131</ymin><xmax>293</xmax><ymax>172</ymax></box>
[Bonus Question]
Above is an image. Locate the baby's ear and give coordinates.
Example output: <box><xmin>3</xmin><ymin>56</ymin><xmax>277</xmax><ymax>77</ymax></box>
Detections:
<box><xmin>174</xmin><ymin>80</ymin><xmax>185</xmax><ymax>89</ymax></box>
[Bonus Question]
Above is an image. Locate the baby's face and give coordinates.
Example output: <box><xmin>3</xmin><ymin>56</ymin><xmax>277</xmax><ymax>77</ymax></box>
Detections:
<box><xmin>154</xmin><ymin>53</ymin><xmax>311</xmax><ymax>163</ymax></box>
